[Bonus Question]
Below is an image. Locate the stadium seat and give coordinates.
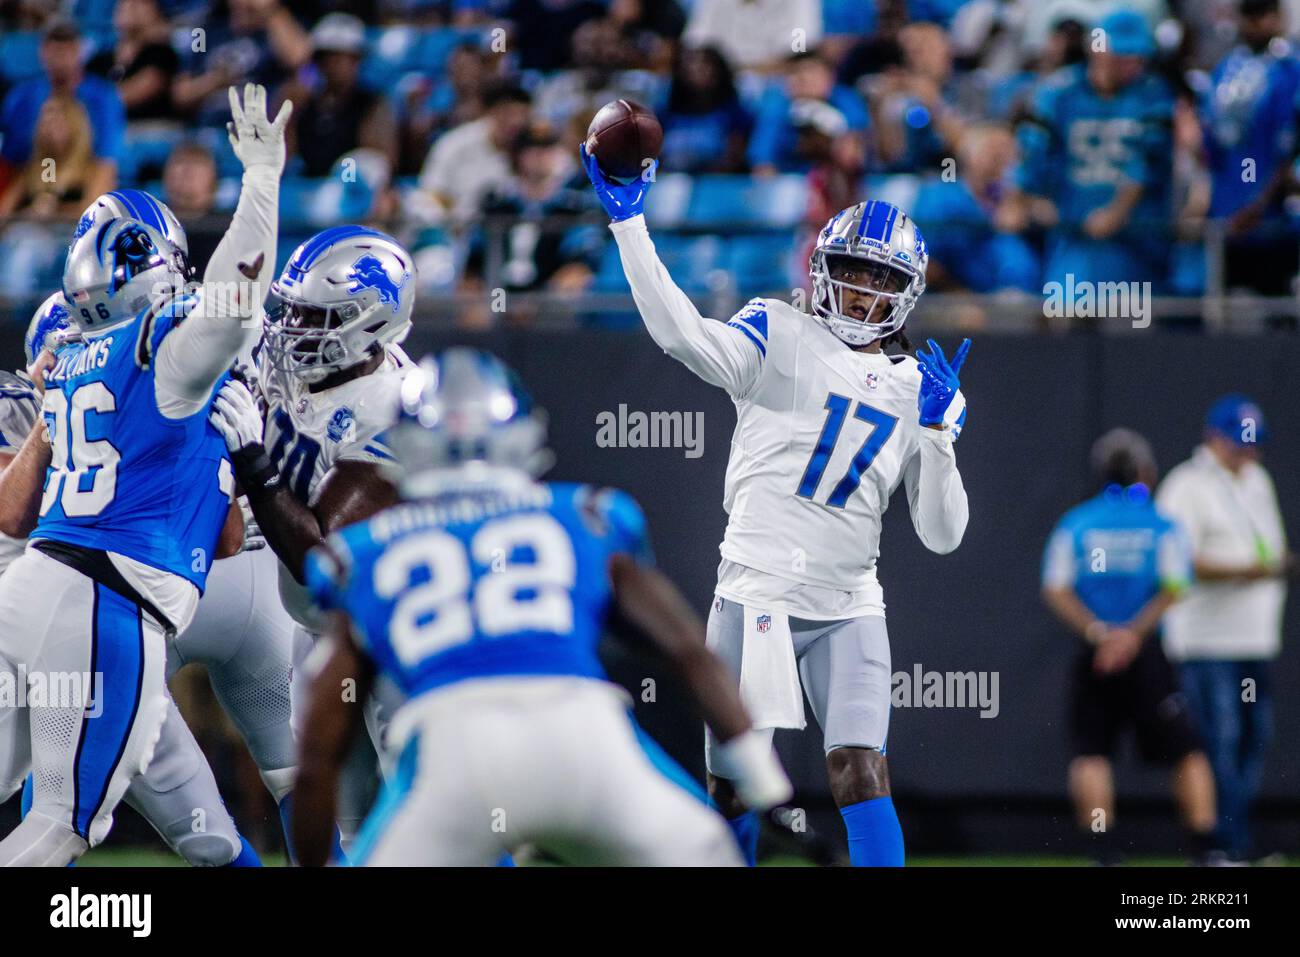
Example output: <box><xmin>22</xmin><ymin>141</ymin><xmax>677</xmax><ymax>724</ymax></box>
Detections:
<box><xmin>594</xmin><ymin>233</ymin><xmax>726</xmax><ymax>295</ymax></box>
<box><xmin>725</xmin><ymin>234</ymin><xmax>798</xmax><ymax>296</ymax></box>
<box><xmin>278</xmin><ymin>176</ymin><xmax>375</xmax><ymax>230</ymax></box>
<box><xmin>119</xmin><ymin>128</ymin><xmax>184</xmax><ymax>184</ymax></box>
<box><xmin>684</xmin><ymin>175</ymin><xmax>809</xmax><ymax>230</ymax></box>
<box><xmin>360</xmin><ymin>26</ymin><xmax>487</xmax><ymax>91</ymax></box>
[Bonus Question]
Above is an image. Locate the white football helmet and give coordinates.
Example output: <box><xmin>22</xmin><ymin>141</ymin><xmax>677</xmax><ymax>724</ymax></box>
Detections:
<box><xmin>809</xmin><ymin>200</ymin><xmax>928</xmax><ymax>347</ymax></box>
<box><xmin>62</xmin><ymin>190</ymin><xmax>190</xmax><ymax>334</ymax></box>
<box><xmin>263</xmin><ymin>226</ymin><xmax>415</xmax><ymax>384</ymax></box>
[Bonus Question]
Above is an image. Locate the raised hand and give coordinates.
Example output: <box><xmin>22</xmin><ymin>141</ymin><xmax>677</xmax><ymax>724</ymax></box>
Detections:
<box><xmin>580</xmin><ymin>143</ymin><xmax>655</xmax><ymax>223</ymax></box>
<box><xmin>227</xmin><ymin>83</ymin><xmax>292</xmax><ymax>176</ymax></box>
<box><xmin>916</xmin><ymin>337</ymin><xmax>971</xmax><ymax>430</ymax></box>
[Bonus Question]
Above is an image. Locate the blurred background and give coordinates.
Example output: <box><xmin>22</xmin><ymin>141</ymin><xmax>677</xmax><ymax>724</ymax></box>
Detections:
<box><xmin>0</xmin><ymin>0</ymin><xmax>1296</xmax><ymax>863</ymax></box>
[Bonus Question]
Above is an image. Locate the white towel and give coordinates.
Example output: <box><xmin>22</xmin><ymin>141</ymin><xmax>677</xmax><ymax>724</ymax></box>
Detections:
<box><xmin>739</xmin><ymin>608</ymin><xmax>806</xmax><ymax>731</ymax></box>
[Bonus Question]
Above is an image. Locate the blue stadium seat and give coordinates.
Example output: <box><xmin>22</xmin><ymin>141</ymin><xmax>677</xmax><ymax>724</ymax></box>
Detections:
<box><xmin>594</xmin><ymin>233</ymin><xmax>725</xmax><ymax>295</ymax></box>
<box><xmin>360</xmin><ymin>27</ymin><xmax>487</xmax><ymax>91</ymax></box>
<box><xmin>279</xmin><ymin>176</ymin><xmax>375</xmax><ymax>230</ymax></box>
<box><xmin>119</xmin><ymin>128</ymin><xmax>184</xmax><ymax>185</ymax></box>
<box><xmin>0</xmin><ymin>33</ymin><xmax>43</xmax><ymax>86</ymax></box>
<box><xmin>724</xmin><ymin>234</ymin><xmax>797</xmax><ymax>296</ymax></box>
<box><xmin>684</xmin><ymin>175</ymin><xmax>808</xmax><ymax>229</ymax></box>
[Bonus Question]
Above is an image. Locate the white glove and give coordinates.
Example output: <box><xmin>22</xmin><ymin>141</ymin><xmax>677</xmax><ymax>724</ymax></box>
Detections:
<box><xmin>209</xmin><ymin>379</ymin><xmax>264</xmax><ymax>454</ymax></box>
<box><xmin>227</xmin><ymin>83</ymin><xmax>292</xmax><ymax>176</ymax></box>
<box><xmin>712</xmin><ymin>729</ymin><xmax>794</xmax><ymax>811</ymax></box>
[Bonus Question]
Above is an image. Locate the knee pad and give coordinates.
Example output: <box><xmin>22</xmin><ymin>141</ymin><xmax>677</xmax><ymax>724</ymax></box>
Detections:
<box><xmin>170</xmin><ymin>828</ymin><xmax>242</xmax><ymax>867</ymax></box>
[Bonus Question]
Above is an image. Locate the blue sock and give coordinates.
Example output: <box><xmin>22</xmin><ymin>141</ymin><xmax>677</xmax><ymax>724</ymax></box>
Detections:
<box><xmin>720</xmin><ymin>809</ymin><xmax>760</xmax><ymax>866</ymax></box>
<box><xmin>278</xmin><ymin>792</ymin><xmax>348</xmax><ymax>866</ymax></box>
<box><xmin>496</xmin><ymin>852</ymin><xmax>516</xmax><ymax>867</ymax></box>
<box><xmin>20</xmin><ymin>774</ymin><xmax>32</xmax><ymax>818</ymax></box>
<box><xmin>841</xmin><ymin>796</ymin><xmax>904</xmax><ymax>867</ymax></box>
<box><xmin>225</xmin><ymin>835</ymin><xmax>263</xmax><ymax>867</ymax></box>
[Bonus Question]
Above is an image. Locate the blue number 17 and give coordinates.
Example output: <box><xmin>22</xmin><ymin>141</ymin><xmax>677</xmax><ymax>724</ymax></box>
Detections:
<box><xmin>795</xmin><ymin>393</ymin><xmax>898</xmax><ymax>508</ymax></box>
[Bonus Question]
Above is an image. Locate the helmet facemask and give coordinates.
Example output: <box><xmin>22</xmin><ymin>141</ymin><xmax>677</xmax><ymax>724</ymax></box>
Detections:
<box><xmin>811</xmin><ymin>250</ymin><xmax>920</xmax><ymax>347</ymax></box>
<box><xmin>262</xmin><ymin>293</ymin><xmax>389</xmax><ymax>385</ymax></box>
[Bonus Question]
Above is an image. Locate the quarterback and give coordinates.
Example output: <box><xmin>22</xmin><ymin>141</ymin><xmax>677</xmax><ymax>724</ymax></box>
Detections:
<box><xmin>584</xmin><ymin>147</ymin><xmax>971</xmax><ymax>866</ymax></box>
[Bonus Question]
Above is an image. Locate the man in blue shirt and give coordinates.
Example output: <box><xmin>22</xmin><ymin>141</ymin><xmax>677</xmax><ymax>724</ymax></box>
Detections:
<box><xmin>1011</xmin><ymin>8</ymin><xmax>1174</xmax><ymax>293</ymax></box>
<box><xmin>0</xmin><ymin>19</ymin><xmax>124</xmax><ymax>197</ymax></box>
<box><xmin>1041</xmin><ymin>428</ymin><xmax>1219</xmax><ymax>865</ymax></box>
<box><xmin>1201</xmin><ymin>0</ymin><xmax>1300</xmax><ymax>295</ymax></box>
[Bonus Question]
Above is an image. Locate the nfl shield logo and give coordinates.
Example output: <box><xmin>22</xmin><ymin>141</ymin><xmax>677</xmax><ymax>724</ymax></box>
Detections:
<box><xmin>866</xmin><ymin>372</ymin><xmax>879</xmax><ymax>390</ymax></box>
<box><xmin>756</xmin><ymin>614</ymin><xmax>772</xmax><ymax>634</ymax></box>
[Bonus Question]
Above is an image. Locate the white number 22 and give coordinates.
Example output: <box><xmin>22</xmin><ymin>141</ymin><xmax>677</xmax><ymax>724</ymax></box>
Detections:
<box><xmin>374</xmin><ymin>514</ymin><xmax>576</xmax><ymax>665</ymax></box>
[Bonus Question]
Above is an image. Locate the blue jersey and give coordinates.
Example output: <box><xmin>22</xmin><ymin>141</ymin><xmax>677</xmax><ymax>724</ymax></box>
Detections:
<box><xmin>1041</xmin><ymin>485</ymin><xmax>1192</xmax><ymax>627</ymax></box>
<box><xmin>305</xmin><ymin>481</ymin><xmax>651</xmax><ymax>698</ymax></box>
<box><xmin>1203</xmin><ymin>43</ymin><xmax>1300</xmax><ymax>219</ymax></box>
<box><xmin>1017</xmin><ymin>64</ymin><xmax>1173</xmax><ymax>235</ymax></box>
<box><xmin>32</xmin><ymin>298</ymin><xmax>233</xmax><ymax>591</ymax></box>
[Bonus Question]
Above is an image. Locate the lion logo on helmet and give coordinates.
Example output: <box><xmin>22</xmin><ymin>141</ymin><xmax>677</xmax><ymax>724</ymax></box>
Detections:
<box><xmin>347</xmin><ymin>254</ymin><xmax>409</xmax><ymax>313</ymax></box>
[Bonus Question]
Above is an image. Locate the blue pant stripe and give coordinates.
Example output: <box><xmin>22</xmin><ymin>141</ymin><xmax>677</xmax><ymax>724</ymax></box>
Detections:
<box><xmin>350</xmin><ymin>734</ymin><xmax>419</xmax><ymax>866</ymax></box>
<box><xmin>72</xmin><ymin>584</ymin><xmax>145</xmax><ymax>840</ymax></box>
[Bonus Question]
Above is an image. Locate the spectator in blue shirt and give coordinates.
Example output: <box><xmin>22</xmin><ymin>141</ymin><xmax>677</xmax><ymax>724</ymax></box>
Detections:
<box><xmin>0</xmin><ymin>19</ymin><xmax>123</xmax><ymax>200</ymax></box>
<box><xmin>748</xmin><ymin>51</ymin><xmax>870</xmax><ymax>176</ymax></box>
<box><xmin>912</xmin><ymin>122</ymin><xmax>1040</xmax><ymax>293</ymax></box>
<box><xmin>1041</xmin><ymin>428</ymin><xmax>1219</xmax><ymax>866</ymax></box>
<box><xmin>658</xmin><ymin>45</ymin><xmax>751</xmax><ymax>173</ymax></box>
<box><xmin>1009</xmin><ymin>8</ymin><xmax>1175</xmax><ymax>292</ymax></box>
<box><xmin>1201</xmin><ymin>0</ymin><xmax>1300</xmax><ymax>295</ymax></box>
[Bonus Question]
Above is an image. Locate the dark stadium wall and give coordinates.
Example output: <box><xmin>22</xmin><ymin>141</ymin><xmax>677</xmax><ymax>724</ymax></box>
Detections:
<box><xmin>4</xmin><ymin>331</ymin><xmax>1294</xmax><ymax>851</ymax></box>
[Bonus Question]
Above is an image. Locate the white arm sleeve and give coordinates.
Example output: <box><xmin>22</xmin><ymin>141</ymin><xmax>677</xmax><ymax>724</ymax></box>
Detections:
<box><xmin>903</xmin><ymin>427</ymin><xmax>969</xmax><ymax>555</ymax></box>
<box><xmin>610</xmin><ymin>215</ymin><xmax>763</xmax><ymax>397</ymax></box>
<box><xmin>154</xmin><ymin>166</ymin><xmax>280</xmax><ymax>419</ymax></box>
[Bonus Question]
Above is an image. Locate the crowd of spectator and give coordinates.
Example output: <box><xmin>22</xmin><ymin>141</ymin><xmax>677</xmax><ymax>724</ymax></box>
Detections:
<box><xmin>3</xmin><ymin>0</ymin><xmax>1300</xmax><ymax>328</ymax></box>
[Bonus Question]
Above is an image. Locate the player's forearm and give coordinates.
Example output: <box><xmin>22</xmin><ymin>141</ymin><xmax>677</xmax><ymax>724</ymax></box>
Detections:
<box><xmin>0</xmin><ymin>419</ymin><xmax>51</xmax><ymax>538</ymax></box>
<box><xmin>910</xmin><ymin>431</ymin><xmax>968</xmax><ymax>554</ymax></box>
<box><xmin>241</xmin><ymin>484</ymin><xmax>325</xmax><ymax>584</ymax></box>
<box><xmin>1126</xmin><ymin>590</ymin><xmax>1178</xmax><ymax>640</ymax></box>
<box><xmin>154</xmin><ymin>168</ymin><xmax>280</xmax><ymax>415</ymax></box>
<box><xmin>294</xmin><ymin>626</ymin><xmax>371</xmax><ymax>867</ymax></box>
<box><xmin>1042</xmin><ymin>586</ymin><xmax>1105</xmax><ymax>642</ymax></box>
<box><xmin>610</xmin><ymin>216</ymin><xmax>755</xmax><ymax>392</ymax></box>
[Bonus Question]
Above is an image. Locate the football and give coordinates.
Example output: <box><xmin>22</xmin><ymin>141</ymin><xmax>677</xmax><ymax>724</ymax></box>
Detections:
<box><xmin>585</xmin><ymin>99</ymin><xmax>663</xmax><ymax>183</ymax></box>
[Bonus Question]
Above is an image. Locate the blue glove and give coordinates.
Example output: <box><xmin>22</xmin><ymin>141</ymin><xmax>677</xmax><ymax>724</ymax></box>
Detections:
<box><xmin>915</xmin><ymin>338</ymin><xmax>971</xmax><ymax>429</ymax></box>
<box><xmin>580</xmin><ymin>144</ymin><xmax>655</xmax><ymax>223</ymax></box>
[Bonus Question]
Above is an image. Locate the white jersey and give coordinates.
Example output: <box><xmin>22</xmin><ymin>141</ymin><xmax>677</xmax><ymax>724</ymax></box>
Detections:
<box><xmin>261</xmin><ymin>345</ymin><xmax>414</xmax><ymax>628</ymax></box>
<box><xmin>611</xmin><ymin>214</ymin><xmax>968</xmax><ymax>619</ymax></box>
<box><xmin>0</xmin><ymin>372</ymin><xmax>41</xmax><ymax>576</ymax></box>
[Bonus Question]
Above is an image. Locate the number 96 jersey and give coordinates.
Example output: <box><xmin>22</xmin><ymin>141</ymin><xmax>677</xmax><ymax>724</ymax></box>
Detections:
<box><xmin>32</xmin><ymin>301</ymin><xmax>233</xmax><ymax>591</ymax></box>
<box><xmin>304</xmin><ymin>481</ymin><xmax>649</xmax><ymax>697</ymax></box>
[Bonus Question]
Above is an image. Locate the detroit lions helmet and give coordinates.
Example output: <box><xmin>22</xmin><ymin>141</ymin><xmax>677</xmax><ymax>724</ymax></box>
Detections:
<box><xmin>809</xmin><ymin>200</ymin><xmax>928</xmax><ymax>347</ymax></box>
<box><xmin>387</xmin><ymin>348</ymin><xmax>551</xmax><ymax>495</ymax></box>
<box><xmin>263</xmin><ymin>225</ymin><xmax>415</xmax><ymax>384</ymax></box>
<box><xmin>25</xmin><ymin>292</ymin><xmax>76</xmax><ymax>366</ymax></box>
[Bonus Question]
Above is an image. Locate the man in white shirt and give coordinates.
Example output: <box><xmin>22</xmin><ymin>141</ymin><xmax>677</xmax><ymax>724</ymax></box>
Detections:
<box><xmin>1156</xmin><ymin>394</ymin><xmax>1293</xmax><ymax>861</ymax></box>
<box><xmin>415</xmin><ymin>83</ymin><xmax>532</xmax><ymax>225</ymax></box>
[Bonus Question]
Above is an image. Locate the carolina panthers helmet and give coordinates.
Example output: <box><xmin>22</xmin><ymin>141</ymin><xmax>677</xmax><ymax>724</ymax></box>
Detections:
<box><xmin>25</xmin><ymin>291</ymin><xmax>75</xmax><ymax>366</ymax></box>
<box><xmin>809</xmin><ymin>200</ymin><xmax>928</xmax><ymax>347</ymax></box>
<box><xmin>63</xmin><ymin>190</ymin><xmax>190</xmax><ymax>334</ymax></box>
<box><xmin>387</xmin><ymin>348</ymin><xmax>551</xmax><ymax>496</ymax></box>
<box><xmin>263</xmin><ymin>226</ymin><xmax>415</xmax><ymax>385</ymax></box>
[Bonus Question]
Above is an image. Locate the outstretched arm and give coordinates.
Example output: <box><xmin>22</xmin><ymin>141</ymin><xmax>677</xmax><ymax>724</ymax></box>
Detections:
<box><xmin>607</xmin><ymin>553</ymin><xmax>791</xmax><ymax>811</ymax></box>
<box><xmin>583</xmin><ymin>147</ymin><xmax>762</xmax><ymax>396</ymax></box>
<box><xmin>209</xmin><ymin>380</ymin><xmax>399</xmax><ymax>582</ymax></box>
<box><xmin>154</xmin><ymin>85</ymin><xmax>291</xmax><ymax>419</ymax></box>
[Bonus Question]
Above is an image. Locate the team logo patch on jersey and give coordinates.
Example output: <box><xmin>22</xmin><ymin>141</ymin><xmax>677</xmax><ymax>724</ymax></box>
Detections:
<box><xmin>347</xmin><ymin>254</ymin><xmax>408</xmax><ymax>313</ymax></box>
<box><xmin>327</xmin><ymin>406</ymin><xmax>355</xmax><ymax>443</ymax></box>
<box><xmin>756</xmin><ymin>614</ymin><xmax>772</xmax><ymax>634</ymax></box>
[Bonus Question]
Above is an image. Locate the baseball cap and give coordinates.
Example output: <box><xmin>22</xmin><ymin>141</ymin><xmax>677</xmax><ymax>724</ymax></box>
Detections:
<box><xmin>1206</xmin><ymin>393</ymin><xmax>1269</xmax><ymax>446</ymax></box>
<box><xmin>311</xmin><ymin>13</ymin><xmax>366</xmax><ymax>56</ymax></box>
<box><xmin>1097</xmin><ymin>8</ymin><xmax>1155</xmax><ymax>57</ymax></box>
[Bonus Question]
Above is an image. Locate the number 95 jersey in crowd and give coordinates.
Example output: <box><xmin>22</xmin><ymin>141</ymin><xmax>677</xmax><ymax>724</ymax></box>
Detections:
<box><xmin>304</xmin><ymin>481</ymin><xmax>650</xmax><ymax>697</ymax></box>
<box><xmin>33</xmin><ymin>300</ymin><xmax>234</xmax><ymax>592</ymax></box>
